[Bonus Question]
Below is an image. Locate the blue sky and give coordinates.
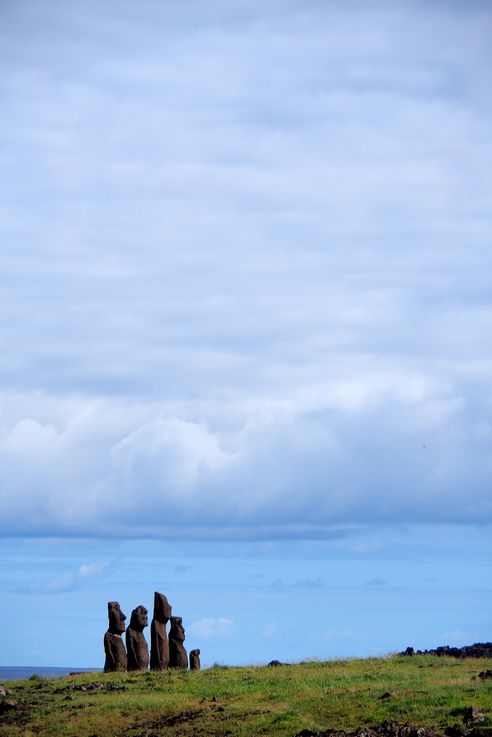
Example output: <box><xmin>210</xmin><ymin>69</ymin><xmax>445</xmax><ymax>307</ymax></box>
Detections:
<box><xmin>1</xmin><ymin>0</ymin><xmax>491</xmax><ymax>667</ymax></box>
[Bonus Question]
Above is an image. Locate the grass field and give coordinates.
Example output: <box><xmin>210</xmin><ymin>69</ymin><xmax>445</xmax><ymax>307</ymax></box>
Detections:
<box><xmin>1</xmin><ymin>656</ymin><xmax>491</xmax><ymax>737</ymax></box>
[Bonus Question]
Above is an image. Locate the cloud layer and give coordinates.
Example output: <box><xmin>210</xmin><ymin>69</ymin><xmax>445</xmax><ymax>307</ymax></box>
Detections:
<box><xmin>1</xmin><ymin>384</ymin><xmax>492</xmax><ymax>537</ymax></box>
<box><xmin>1</xmin><ymin>1</ymin><xmax>492</xmax><ymax>538</ymax></box>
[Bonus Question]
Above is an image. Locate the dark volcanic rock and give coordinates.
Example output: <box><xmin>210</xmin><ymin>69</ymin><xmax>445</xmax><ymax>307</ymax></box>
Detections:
<box><xmin>150</xmin><ymin>591</ymin><xmax>172</xmax><ymax>671</ymax></box>
<box><xmin>54</xmin><ymin>682</ymin><xmax>126</xmax><ymax>693</ymax></box>
<box><xmin>0</xmin><ymin>699</ymin><xmax>19</xmax><ymax>715</ymax></box>
<box><xmin>169</xmin><ymin>616</ymin><xmax>188</xmax><ymax>669</ymax></box>
<box><xmin>463</xmin><ymin>706</ymin><xmax>486</xmax><ymax>725</ymax></box>
<box><xmin>478</xmin><ymin>669</ymin><xmax>492</xmax><ymax>680</ymax></box>
<box><xmin>268</xmin><ymin>659</ymin><xmax>285</xmax><ymax>667</ymax></box>
<box><xmin>190</xmin><ymin>649</ymin><xmax>201</xmax><ymax>671</ymax></box>
<box><xmin>444</xmin><ymin>726</ymin><xmax>465</xmax><ymax>737</ymax></box>
<box><xmin>295</xmin><ymin>721</ymin><xmax>442</xmax><ymax>737</ymax></box>
<box><xmin>401</xmin><ymin>643</ymin><xmax>492</xmax><ymax>659</ymax></box>
<box><xmin>103</xmin><ymin>601</ymin><xmax>127</xmax><ymax>673</ymax></box>
<box><xmin>126</xmin><ymin>605</ymin><xmax>149</xmax><ymax>671</ymax></box>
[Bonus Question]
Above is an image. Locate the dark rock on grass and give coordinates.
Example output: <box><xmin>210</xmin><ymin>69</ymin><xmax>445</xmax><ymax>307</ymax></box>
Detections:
<box><xmin>444</xmin><ymin>725</ymin><xmax>465</xmax><ymax>737</ymax></box>
<box><xmin>54</xmin><ymin>681</ymin><xmax>127</xmax><ymax>693</ymax></box>
<box><xmin>379</xmin><ymin>692</ymin><xmax>396</xmax><ymax>700</ymax></box>
<box><xmin>0</xmin><ymin>683</ymin><xmax>19</xmax><ymax>715</ymax></box>
<box><xmin>478</xmin><ymin>669</ymin><xmax>492</xmax><ymax>680</ymax></box>
<box><xmin>0</xmin><ymin>699</ymin><xmax>19</xmax><ymax>715</ymax></box>
<box><xmin>463</xmin><ymin>706</ymin><xmax>486</xmax><ymax>725</ymax></box>
<box><xmin>295</xmin><ymin>721</ymin><xmax>442</xmax><ymax>737</ymax></box>
<box><xmin>268</xmin><ymin>659</ymin><xmax>285</xmax><ymax>667</ymax></box>
<box><xmin>135</xmin><ymin>709</ymin><xmax>202</xmax><ymax>733</ymax></box>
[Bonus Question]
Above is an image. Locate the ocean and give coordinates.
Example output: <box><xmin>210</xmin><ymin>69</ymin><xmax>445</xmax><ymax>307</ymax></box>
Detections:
<box><xmin>0</xmin><ymin>666</ymin><xmax>100</xmax><ymax>681</ymax></box>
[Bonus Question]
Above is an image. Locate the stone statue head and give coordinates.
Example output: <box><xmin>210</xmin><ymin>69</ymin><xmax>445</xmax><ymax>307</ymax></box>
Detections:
<box><xmin>129</xmin><ymin>605</ymin><xmax>148</xmax><ymax>632</ymax></box>
<box><xmin>191</xmin><ymin>648</ymin><xmax>200</xmax><ymax>657</ymax></box>
<box><xmin>107</xmin><ymin>601</ymin><xmax>126</xmax><ymax>634</ymax></box>
<box><xmin>170</xmin><ymin>616</ymin><xmax>185</xmax><ymax>641</ymax></box>
<box><xmin>153</xmin><ymin>591</ymin><xmax>172</xmax><ymax>623</ymax></box>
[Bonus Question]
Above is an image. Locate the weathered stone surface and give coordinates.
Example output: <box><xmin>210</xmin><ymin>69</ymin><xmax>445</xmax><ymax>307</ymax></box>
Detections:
<box><xmin>0</xmin><ymin>699</ymin><xmax>18</xmax><ymax>715</ymax></box>
<box><xmin>463</xmin><ymin>706</ymin><xmax>486</xmax><ymax>725</ymax></box>
<box><xmin>54</xmin><ymin>682</ymin><xmax>127</xmax><ymax>693</ymax></box>
<box><xmin>444</xmin><ymin>726</ymin><xmax>465</xmax><ymax>737</ymax></box>
<box><xmin>150</xmin><ymin>591</ymin><xmax>172</xmax><ymax>670</ymax></box>
<box><xmin>190</xmin><ymin>649</ymin><xmax>201</xmax><ymax>671</ymax></box>
<box><xmin>104</xmin><ymin>601</ymin><xmax>127</xmax><ymax>673</ymax></box>
<box><xmin>126</xmin><ymin>605</ymin><xmax>149</xmax><ymax>671</ymax></box>
<box><xmin>169</xmin><ymin>616</ymin><xmax>188</xmax><ymax>669</ymax></box>
<box><xmin>294</xmin><ymin>720</ymin><xmax>442</xmax><ymax>737</ymax></box>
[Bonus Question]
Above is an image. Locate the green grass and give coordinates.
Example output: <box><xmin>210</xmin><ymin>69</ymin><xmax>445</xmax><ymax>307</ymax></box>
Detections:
<box><xmin>1</xmin><ymin>656</ymin><xmax>491</xmax><ymax>737</ymax></box>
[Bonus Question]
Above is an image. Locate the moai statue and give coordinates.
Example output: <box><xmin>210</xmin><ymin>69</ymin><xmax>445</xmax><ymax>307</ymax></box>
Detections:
<box><xmin>150</xmin><ymin>591</ymin><xmax>172</xmax><ymax>670</ymax></box>
<box><xmin>126</xmin><ymin>605</ymin><xmax>149</xmax><ymax>671</ymax></box>
<box><xmin>104</xmin><ymin>601</ymin><xmax>127</xmax><ymax>673</ymax></box>
<box><xmin>169</xmin><ymin>616</ymin><xmax>188</xmax><ymax>669</ymax></box>
<box><xmin>190</xmin><ymin>649</ymin><xmax>201</xmax><ymax>671</ymax></box>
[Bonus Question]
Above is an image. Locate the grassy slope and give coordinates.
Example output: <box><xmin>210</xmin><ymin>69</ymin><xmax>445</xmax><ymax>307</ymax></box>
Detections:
<box><xmin>1</xmin><ymin>656</ymin><xmax>491</xmax><ymax>737</ymax></box>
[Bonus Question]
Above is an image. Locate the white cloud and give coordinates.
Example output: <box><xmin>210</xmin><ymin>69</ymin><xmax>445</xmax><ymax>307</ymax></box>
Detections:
<box><xmin>188</xmin><ymin>618</ymin><xmax>234</xmax><ymax>639</ymax></box>
<box><xmin>0</xmin><ymin>2</ymin><xmax>492</xmax><ymax>540</ymax></box>
<box><xmin>440</xmin><ymin>629</ymin><xmax>470</xmax><ymax>646</ymax></box>
<box><xmin>30</xmin><ymin>561</ymin><xmax>109</xmax><ymax>594</ymax></box>
<box><xmin>0</xmin><ymin>379</ymin><xmax>491</xmax><ymax>537</ymax></box>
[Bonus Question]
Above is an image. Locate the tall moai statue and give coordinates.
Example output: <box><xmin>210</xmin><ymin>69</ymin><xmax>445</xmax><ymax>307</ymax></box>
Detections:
<box><xmin>169</xmin><ymin>616</ymin><xmax>188</xmax><ymax>669</ymax></box>
<box><xmin>126</xmin><ymin>605</ymin><xmax>149</xmax><ymax>671</ymax></box>
<box><xmin>190</xmin><ymin>649</ymin><xmax>201</xmax><ymax>671</ymax></box>
<box><xmin>150</xmin><ymin>591</ymin><xmax>172</xmax><ymax>670</ymax></box>
<box><xmin>104</xmin><ymin>601</ymin><xmax>127</xmax><ymax>673</ymax></box>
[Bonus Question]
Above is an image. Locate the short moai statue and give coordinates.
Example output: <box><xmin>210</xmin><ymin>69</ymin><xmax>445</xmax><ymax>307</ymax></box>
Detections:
<box><xmin>150</xmin><ymin>591</ymin><xmax>172</xmax><ymax>670</ymax></box>
<box><xmin>126</xmin><ymin>605</ymin><xmax>149</xmax><ymax>671</ymax></box>
<box><xmin>190</xmin><ymin>649</ymin><xmax>201</xmax><ymax>671</ymax></box>
<box><xmin>169</xmin><ymin>616</ymin><xmax>188</xmax><ymax>669</ymax></box>
<box><xmin>104</xmin><ymin>601</ymin><xmax>127</xmax><ymax>673</ymax></box>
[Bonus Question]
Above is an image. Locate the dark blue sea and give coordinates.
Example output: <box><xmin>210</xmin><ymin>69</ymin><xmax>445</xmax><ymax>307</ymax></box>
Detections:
<box><xmin>0</xmin><ymin>666</ymin><xmax>99</xmax><ymax>681</ymax></box>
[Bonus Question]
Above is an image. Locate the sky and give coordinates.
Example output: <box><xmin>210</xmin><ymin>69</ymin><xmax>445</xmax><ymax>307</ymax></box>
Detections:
<box><xmin>1</xmin><ymin>0</ymin><xmax>492</xmax><ymax>668</ymax></box>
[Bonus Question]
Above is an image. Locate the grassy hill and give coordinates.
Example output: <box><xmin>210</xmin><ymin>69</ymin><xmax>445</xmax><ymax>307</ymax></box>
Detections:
<box><xmin>1</xmin><ymin>656</ymin><xmax>491</xmax><ymax>737</ymax></box>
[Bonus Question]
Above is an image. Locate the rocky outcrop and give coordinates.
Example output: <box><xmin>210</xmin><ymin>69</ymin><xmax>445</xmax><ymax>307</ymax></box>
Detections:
<box><xmin>150</xmin><ymin>592</ymin><xmax>172</xmax><ymax>670</ymax></box>
<box><xmin>104</xmin><ymin>601</ymin><xmax>127</xmax><ymax>673</ymax></box>
<box><xmin>126</xmin><ymin>605</ymin><xmax>149</xmax><ymax>671</ymax></box>
<box><xmin>295</xmin><ymin>720</ymin><xmax>442</xmax><ymax>737</ymax></box>
<box><xmin>400</xmin><ymin>643</ymin><xmax>492</xmax><ymax>659</ymax></box>
<box><xmin>169</xmin><ymin>616</ymin><xmax>188</xmax><ymax>668</ymax></box>
<box><xmin>478</xmin><ymin>669</ymin><xmax>492</xmax><ymax>680</ymax></box>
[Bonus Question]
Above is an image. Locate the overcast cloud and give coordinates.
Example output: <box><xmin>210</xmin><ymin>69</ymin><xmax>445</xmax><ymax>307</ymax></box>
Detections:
<box><xmin>1</xmin><ymin>1</ymin><xmax>492</xmax><ymax>539</ymax></box>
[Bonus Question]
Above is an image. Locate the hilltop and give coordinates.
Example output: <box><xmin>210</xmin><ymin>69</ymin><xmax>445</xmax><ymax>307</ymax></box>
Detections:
<box><xmin>1</xmin><ymin>655</ymin><xmax>491</xmax><ymax>737</ymax></box>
